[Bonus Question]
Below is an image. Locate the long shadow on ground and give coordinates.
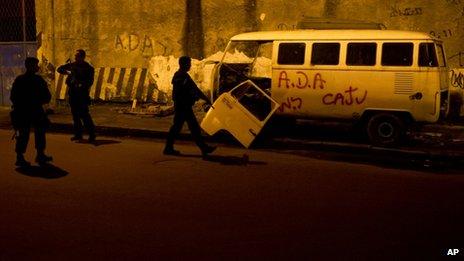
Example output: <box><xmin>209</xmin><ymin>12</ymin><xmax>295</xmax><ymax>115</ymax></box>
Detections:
<box><xmin>15</xmin><ymin>164</ymin><xmax>69</xmax><ymax>179</ymax></box>
<box><xmin>75</xmin><ymin>139</ymin><xmax>122</xmax><ymax>146</ymax></box>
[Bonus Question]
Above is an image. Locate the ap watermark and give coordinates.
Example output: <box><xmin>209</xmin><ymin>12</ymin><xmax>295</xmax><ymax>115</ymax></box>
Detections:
<box><xmin>446</xmin><ymin>249</ymin><xmax>461</xmax><ymax>256</ymax></box>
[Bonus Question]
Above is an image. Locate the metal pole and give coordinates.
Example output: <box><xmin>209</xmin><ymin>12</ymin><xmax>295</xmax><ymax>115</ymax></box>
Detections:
<box><xmin>51</xmin><ymin>0</ymin><xmax>57</xmax><ymax>106</ymax></box>
<box><xmin>21</xmin><ymin>0</ymin><xmax>27</xmax><ymax>60</ymax></box>
<box><xmin>21</xmin><ymin>0</ymin><xmax>27</xmax><ymax>42</ymax></box>
<box><xmin>21</xmin><ymin>0</ymin><xmax>28</xmax><ymax>62</ymax></box>
<box><xmin>51</xmin><ymin>0</ymin><xmax>56</xmax><ymax>65</ymax></box>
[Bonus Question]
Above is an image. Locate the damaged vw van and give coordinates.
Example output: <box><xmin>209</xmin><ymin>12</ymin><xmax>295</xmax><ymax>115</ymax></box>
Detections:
<box><xmin>201</xmin><ymin>30</ymin><xmax>450</xmax><ymax>147</ymax></box>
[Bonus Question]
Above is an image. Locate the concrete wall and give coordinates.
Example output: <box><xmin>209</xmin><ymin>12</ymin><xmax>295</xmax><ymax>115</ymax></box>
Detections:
<box><xmin>35</xmin><ymin>0</ymin><xmax>464</xmax><ymax>103</ymax></box>
<box><xmin>36</xmin><ymin>0</ymin><xmax>185</xmax><ymax>68</ymax></box>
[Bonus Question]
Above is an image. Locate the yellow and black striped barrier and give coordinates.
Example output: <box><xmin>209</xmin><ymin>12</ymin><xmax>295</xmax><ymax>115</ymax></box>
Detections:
<box><xmin>55</xmin><ymin>67</ymin><xmax>157</xmax><ymax>102</ymax></box>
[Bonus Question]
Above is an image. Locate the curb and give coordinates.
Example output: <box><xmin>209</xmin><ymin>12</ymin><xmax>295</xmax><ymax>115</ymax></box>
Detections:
<box><xmin>1</xmin><ymin>122</ymin><xmax>464</xmax><ymax>162</ymax></box>
<box><xmin>43</xmin><ymin>122</ymin><xmax>238</xmax><ymax>145</ymax></box>
<box><xmin>48</xmin><ymin>122</ymin><xmax>194</xmax><ymax>142</ymax></box>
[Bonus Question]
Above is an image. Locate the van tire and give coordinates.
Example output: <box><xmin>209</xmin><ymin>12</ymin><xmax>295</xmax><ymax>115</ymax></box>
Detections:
<box><xmin>367</xmin><ymin>113</ymin><xmax>405</xmax><ymax>146</ymax></box>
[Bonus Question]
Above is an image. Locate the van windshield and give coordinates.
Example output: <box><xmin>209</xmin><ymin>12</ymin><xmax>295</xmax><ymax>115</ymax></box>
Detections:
<box><xmin>436</xmin><ymin>44</ymin><xmax>446</xmax><ymax>67</ymax></box>
<box><xmin>222</xmin><ymin>41</ymin><xmax>273</xmax><ymax>77</ymax></box>
<box><xmin>419</xmin><ymin>43</ymin><xmax>438</xmax><ymax>67</ymax></box>
<box><xmin>223</xmin><ymin>41</ymin><xmax>258</xmax><ymax>63</ymax></box>
<box><xmin>219</xmin><ymin>41</ymin><xmax>273</xmax><ymax>94</ymax></box>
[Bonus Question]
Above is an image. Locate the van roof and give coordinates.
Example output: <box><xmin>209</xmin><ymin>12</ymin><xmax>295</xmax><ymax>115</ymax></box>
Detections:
<box><xmin>230</xmin><ymin>30</ymin><xmax>438</xmax><ymax>41</ymax></box>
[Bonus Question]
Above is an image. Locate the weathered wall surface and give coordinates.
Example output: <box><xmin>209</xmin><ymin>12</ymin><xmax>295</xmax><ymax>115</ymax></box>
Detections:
<box><xmin>35</xmin><ymin>0</ymin><xmax>464</xmax><ymax>68</ymax></box>
<box><xmin>36</xmin><ymin>0</ymin><xmax>185</xmax><ymax>68</ymax></box>
<box><xmin>202</xmin><ymin>0</ymin><xmax>326</xmax><ymax>55</ymax></box>
<box><xmin>35</xmin><ymin>0</ymin><xmax>464</xmax><ymax>104</ymax></box>
<box><xmin>329</xmin><ymin>0</ymin><xmax>464</xmax><ymax>67</ymax></box>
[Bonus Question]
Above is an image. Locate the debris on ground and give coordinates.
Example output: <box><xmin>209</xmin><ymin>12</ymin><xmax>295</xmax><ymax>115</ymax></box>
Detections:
<box><xmin>118</xmin><ymin>104</ymin><xmax>174</xmax><ymax>117</ymax></box>
<box><xmin>410</xmin><ymin>131</ymin><xmax>455</xmax><ymax>147</ymax></box>
<box><xmin>117</xmin><ymin>101</ymin><xmax>210</xmax><ymax>118</ymax></box>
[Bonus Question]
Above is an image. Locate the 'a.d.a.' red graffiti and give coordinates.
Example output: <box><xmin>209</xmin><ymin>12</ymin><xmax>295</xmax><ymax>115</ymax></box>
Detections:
<box><xmin>322</xmin><ymin>86</ymin><xmax>367</xmax><ymax>106</ymax></box>
<box><xmin>279</xmin><ymin>97</ymin><xmax>303</xmax><ymax>112</ymax></box>
<box><xmin>278</xmin><ymin>71</ymin><xmax>326</xmax><ymax>89</ymax></box>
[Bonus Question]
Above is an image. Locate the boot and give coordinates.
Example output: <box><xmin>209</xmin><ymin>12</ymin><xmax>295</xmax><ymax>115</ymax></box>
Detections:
<box><xmin>163</xmin><ymin>147</ymin><xmax>180</xmax><ymax>155</ymax></box>
<box><xmin>15</xmin><ymin>154</ymin><xmax>31</xmax><ymax>167</ymax></box>
<box><xmin>88</xmin><ymin>133</ymin><xmax>96</xmax><ymax>143</ymax></box>
<box><xmin>70</xmin><ymin>135</ymin><xmax>83</xmax><ymax>141</ymax></box>
<box><xmin>36</xmin><ymin>153</ymin><xmax>53</xmax><ymax>166</ymax></box>
<box><xmin>201</xmin><ymin>145</ymin><xmax>216</xmax><ymax>157</ymax></box>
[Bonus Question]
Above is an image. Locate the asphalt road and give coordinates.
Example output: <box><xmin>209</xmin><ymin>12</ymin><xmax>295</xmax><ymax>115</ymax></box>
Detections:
<box><xmin>0</xmin><ymin>130</ymin><xmax>463</xmax><ymax>260</ymax></box>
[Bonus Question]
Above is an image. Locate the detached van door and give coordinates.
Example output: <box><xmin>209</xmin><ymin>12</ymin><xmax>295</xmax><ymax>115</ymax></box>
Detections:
<box><xmin>201</xmin><ymin>80</ymin><xmax>279</xmax><ymax>148</ymax></box>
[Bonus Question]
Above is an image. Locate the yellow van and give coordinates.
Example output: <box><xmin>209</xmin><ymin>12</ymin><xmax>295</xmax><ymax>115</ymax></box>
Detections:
<box><xmin>201</xmin><ymin>30</ymin><xmax>449</xmax><ymax>147</ymax></box>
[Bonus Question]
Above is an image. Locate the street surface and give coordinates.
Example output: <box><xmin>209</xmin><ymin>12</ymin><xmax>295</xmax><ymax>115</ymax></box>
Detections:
<box><xmin>0</xmin><ymin>129</ymin><xmax>463</xmax><ymax>260</ymax></box>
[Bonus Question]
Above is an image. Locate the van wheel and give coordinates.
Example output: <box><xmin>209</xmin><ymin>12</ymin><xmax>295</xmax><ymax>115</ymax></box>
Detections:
<box><xmin>367</xmin><ymin>113</ymin><xmax>405</xmax><ymax>146</ymax></box>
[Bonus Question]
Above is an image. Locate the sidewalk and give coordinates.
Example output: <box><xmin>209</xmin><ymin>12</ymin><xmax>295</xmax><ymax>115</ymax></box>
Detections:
<box><xmin>0</xmin><ymin>103</ymin><xmax>201</xmax><ymax>141</ymax></box>
<box><xmin>1</xmin><ymin>103</ymin><xmax>464</xmax><ymax>161</ymax></box>
<box><xmin>49</xmin><ymin>103</ymin><xmax>177</xmax><ymax>138</ymax></box>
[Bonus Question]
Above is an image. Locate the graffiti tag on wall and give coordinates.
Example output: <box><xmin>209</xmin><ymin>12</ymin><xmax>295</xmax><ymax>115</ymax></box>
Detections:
<box><xmin>115</xmin><ymin>34</ymin><xmax>172</xmax><ymax>57</ymax></box>
<box><xmin>450</xmin><ymin>69</ymin><xmax>464</xmax><ymax>89</ymax></box>
<box><xmin>429</xmin><ymin>29</ymin><xmax>453</xmax><ymax>39</ymax></box>
<box><xmin>277</xmin><ymin>23</ymin><xmax>297</xmax><ymax>30</ymax></box>
<box><xmin>390</xmin><ymin>7</ymin><xmax>423</xmax><ymax>17</ymax></box>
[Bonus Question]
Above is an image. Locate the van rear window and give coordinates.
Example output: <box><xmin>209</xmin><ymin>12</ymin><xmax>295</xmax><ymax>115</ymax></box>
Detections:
<box><xmin>311</xmin><ymin>43</ymin><xmax>340</xmax><ymax>65</ymax></box>
<box><xmin>277</xmin><ymin>43</ymin><xmax>306</xmax><ymax>65</ymax></box>
<box><xmin>419</xmin><ymin>43</ymin><xmax>438</xmax><ymax>67</ymax></box>
<box><xmin>381</xmin><ymin>43</ymin><xmax>413</xmax><ymax>66</ymax></box>
<box><xmin>346</xmin><ymin>43</ymin><xmax>377</xmax><ymax>66</ymax></box>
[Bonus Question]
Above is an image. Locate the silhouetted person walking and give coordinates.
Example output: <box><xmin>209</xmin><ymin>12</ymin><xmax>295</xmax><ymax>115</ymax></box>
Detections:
<box><xmin>57</xmin><ymin>49</ymin><xmax>96</xmax><ymax>142</ymax></box>
<box><xmin>164</xmin><ymin>56</ymin><xmax>216</xmax><ymax>157</ymax></box>
<box><xmin>10</xmin><ymin>57</ymin><xmax>52</xmax><ymax>166</ymax></box>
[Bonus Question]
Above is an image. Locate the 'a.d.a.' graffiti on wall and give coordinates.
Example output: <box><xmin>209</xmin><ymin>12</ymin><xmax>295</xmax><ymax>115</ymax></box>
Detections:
<box><xmin>114</xmin><ymin>33</ymin><xmax>173</xmax><ymax>57</ymax></box>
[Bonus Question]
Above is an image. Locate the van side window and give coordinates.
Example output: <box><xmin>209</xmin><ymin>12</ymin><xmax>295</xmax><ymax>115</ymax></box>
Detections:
<box><xmin>311</xmin><ymin>43</ymin><xmax>340</xmax><ymax>65</ymax></box>
<box><xmin>419</xmin><ymin>43</ymin><xmax>438</xmax><ymax>67</ymax></box>
<box><xmin>277</xmin><ymin>43</ymin><xmax>306</xmax><ymax>65</ymax></box>
<box><xmin>381</xmin><ymin>43</ymin><xmax>413</xmax><ymax>66</ymax></box>
<box><xmin>346</xmin><ymin>43</ymin><xmax>377</xmax><ymax>66</ymax></box>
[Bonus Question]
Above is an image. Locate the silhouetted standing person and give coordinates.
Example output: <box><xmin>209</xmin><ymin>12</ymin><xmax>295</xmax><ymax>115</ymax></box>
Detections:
<box><xmin>10</xmin><ymin>57</ymin><xmax>52</xmax><ymax>166</ymax></box>
<box><xmin>57</xmin><ymin>49</ymin><xmax>96</xmax><ymax>142</ymax></box>
<box><xmin>164</xmin><ymin>56</ymin><xmax>216</xmax><ymax>156</ymax></box>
